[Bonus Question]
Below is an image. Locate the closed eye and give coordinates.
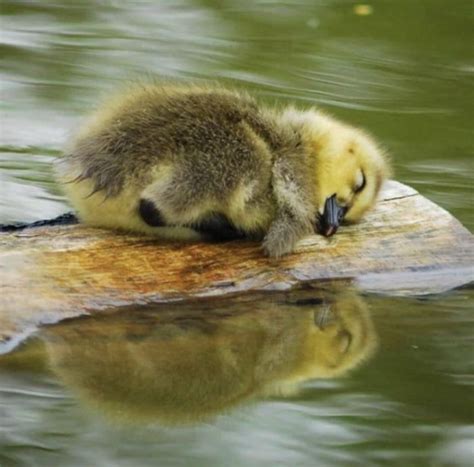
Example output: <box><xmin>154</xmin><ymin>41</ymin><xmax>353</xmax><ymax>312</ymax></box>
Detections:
<box><xmin>354</xmin><ymin>171</ymin><xmax>366</xmax><ymax>194</ymax></box>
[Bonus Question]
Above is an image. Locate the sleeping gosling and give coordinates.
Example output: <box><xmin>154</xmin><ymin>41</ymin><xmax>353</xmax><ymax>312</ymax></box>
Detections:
<box><xmin>56</xmin><ymin>83</ymin><xmax>390</xmax><ymax>257</ymax></box>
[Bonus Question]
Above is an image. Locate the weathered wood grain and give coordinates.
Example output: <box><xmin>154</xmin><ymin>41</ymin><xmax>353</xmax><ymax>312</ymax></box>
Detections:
<box><xmin>0</xmin><ymin>181</ymin><xmax>473</xmax><ymax>352</ymax></box>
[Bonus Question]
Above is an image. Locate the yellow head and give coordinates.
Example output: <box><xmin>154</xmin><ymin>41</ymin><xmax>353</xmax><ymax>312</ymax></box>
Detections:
<box><xmin>296</xmin><ymin>110</ymin><xmax>391</xmax><ymax>236</ymax></box>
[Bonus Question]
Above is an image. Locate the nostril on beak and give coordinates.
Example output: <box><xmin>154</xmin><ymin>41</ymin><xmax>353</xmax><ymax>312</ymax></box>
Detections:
<box><xmin>338</xmin><ymin>206</ymin><xmax>348</xmax><ymax>223</ymax></box>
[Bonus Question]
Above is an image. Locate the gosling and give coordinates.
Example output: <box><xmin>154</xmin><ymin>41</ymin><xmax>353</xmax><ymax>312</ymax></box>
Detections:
<box><xmin>56</xmin><ymin>83</ymin><xmax>390</xmax><ymax>257</ymax></box>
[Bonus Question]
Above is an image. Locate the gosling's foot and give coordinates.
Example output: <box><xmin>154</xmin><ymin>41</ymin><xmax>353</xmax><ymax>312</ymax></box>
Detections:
<box><xmin>193</xmin><ymin>213</ymin><xmax>247</xmax><ymax>243</ymax></box>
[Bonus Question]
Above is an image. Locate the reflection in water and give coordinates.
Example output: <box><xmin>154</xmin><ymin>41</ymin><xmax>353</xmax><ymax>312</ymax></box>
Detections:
<box><xmin>1</xmin><ymin>290</ymin><xmax>473</xmax><ymax>466</ymax></box>
<box><xmin>40</xmin><ymin>288</ymin><xmax>377</xmax><ymax>425</ymax></box>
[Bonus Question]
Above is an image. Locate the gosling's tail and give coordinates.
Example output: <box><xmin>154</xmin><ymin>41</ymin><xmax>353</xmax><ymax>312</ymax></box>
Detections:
<box><xmin>0</xmin><ymin>212</ymin><xmax>79</xmax><ymax>232</ymax></box>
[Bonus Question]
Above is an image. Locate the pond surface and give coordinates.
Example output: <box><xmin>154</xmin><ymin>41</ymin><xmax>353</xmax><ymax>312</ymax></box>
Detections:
<box><xmin>0</xmin><ymin>0</ymin><xmax>473</xmax><ymax>466</ymax></box>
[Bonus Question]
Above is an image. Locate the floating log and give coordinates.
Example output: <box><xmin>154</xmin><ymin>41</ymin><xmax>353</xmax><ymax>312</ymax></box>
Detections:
<box><xmin>0</xmin><ymin>181</ymin><xmax>473</xmax><ymax>352</ymax></box>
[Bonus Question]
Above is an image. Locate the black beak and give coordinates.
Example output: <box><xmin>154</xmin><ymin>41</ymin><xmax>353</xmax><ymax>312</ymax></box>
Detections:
<box><xmin>314</xmin><ymin>305</ymin><xmax>333</xmax><ymax>330</ymax></box>
<box><xmin>317</xmin><ymin>194</ymin><xmax>347</xmax><ymax>237</ymax></box>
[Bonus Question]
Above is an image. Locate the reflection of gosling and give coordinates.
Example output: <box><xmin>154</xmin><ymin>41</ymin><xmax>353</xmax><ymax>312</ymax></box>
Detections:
<box><xmin>56</xmin><ymin>83</ymin><xmax>390</xmax><ymax>256</ymax></box>
<box><xmin>43</xmin><ymin>290</ymin><xmax>377</xmax><ymax>424</ymax></box>
<box><xmin>264</xmin><ymin>292</ymin><xmax>378</xmax><ymax>397</ymax></box>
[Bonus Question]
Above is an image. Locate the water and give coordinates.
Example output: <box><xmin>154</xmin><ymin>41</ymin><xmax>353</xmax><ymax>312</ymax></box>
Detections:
<box><xmin>0</xmin><ymin>1</ymin><xmax>473</xmax><ymax>465</ymax></box>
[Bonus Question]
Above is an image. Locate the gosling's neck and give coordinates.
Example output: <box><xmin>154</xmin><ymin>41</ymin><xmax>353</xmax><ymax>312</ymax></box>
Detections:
<box><xmin>272</xmin><ymin>107</ymin><xmax>333</xmax><ymax>202</ymax></box>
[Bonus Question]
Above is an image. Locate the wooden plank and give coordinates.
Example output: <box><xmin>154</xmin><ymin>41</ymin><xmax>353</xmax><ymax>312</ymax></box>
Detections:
<box><xmin>0</xmin><ymin>181</ymin><xmax>473</xmax><ymax>352</ymax></box>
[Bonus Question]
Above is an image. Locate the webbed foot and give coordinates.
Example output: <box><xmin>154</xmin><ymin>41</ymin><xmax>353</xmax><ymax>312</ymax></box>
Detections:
<box><xmin>192</xmin><ymin>213</ymin><xmax>247</xmax><ymax>242</ymax></box>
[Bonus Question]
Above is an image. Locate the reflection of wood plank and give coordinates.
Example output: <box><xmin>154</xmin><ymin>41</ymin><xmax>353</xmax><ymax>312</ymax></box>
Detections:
<box><xmin>0</xmin><ymin>181</ymin><xmax>473</xmax><ymax>350</ymax></box>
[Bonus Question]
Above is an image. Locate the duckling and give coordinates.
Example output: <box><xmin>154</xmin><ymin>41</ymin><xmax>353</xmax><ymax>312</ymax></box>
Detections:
<box><xmin>56</xmin><ymin>83</ymin><xmax>390</xmax><ymax>257</ymax></box>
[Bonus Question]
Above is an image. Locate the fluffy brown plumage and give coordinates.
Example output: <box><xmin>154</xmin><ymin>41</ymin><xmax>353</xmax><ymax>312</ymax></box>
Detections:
<box><xmin>56</xmin><ymin>82</ymin><xmax>390</xmax><ymax>256</ymax></box>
